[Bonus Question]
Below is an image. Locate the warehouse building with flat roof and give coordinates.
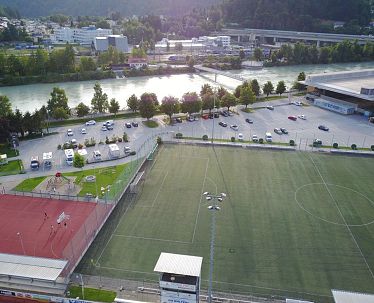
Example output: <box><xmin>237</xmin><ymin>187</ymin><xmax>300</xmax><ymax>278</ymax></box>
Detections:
<box><xmin>303</xmin><ymin>69</ymin><xmax>374</xmax><ymax>116</ymax></box>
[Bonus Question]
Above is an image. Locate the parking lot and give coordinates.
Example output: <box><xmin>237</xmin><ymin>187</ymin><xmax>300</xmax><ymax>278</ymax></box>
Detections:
<box><xmin>13</xmin><ymin>97</ymin><xmax>374</xmax><ymax>176</ymax></box>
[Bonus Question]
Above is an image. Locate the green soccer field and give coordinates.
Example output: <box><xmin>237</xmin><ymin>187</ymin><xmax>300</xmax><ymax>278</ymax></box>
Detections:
<box><xmin>79</xmin><ymin>144</ymin><xmax>374</xmax><ymax>302</ymax></box>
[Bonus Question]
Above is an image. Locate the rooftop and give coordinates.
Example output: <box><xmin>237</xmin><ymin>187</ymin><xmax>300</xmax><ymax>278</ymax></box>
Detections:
<box><xmin>332</xmin><ymin>289</ymin><xmax>374</xmax><ymax>303</ymax></box>
<box><xmin>304</xmin><ymin>69</ymin><xmax>374</xmax><ymax>101</ymax></box>
<box><xmin>154</xmin><ymin>252</ymin><xmax>203</xmax><ymax>277</ymax></box>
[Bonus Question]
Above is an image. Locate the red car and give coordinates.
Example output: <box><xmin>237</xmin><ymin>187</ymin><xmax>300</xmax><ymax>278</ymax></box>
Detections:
<box><xmin>202</xmin><ymin>114</ymin><xmax>209</xmax><ymax>120</ymax></box>
<box><xmin>288</xmin><ymin>115</ymin><xmax>297</xmax><ymax>121</ymax></box>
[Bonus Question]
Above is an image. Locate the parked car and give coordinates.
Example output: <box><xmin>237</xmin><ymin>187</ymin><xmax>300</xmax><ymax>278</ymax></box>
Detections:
<box><xmin>280</xmin><ymin>128</ymin><xmax>288</xmax><ymax>134</ymax></box>
<box><xmin>93</xmin><ymin>150</ymin><xmax>102</xmax><ymax>161</ymax></box>
<box><xmin>274</xmin><ymin>128</ymin><xmax>283</xmax><ymax>135</ymax></box>
<box><xmin>208</xmin><ymin>113</ymin><xmax>214</xmax><ymax>119</ymax></box>
<box><xmin>202</xmin><ymin>114</ymin><xmax>209</xmax><ymax>120</ymax></box>
<box><xmin>266</xmin><ymin>105</ymin><xmax>274</xmax><ymax>110</ymax></box>
<box><xmin>106</xmin><ymin>125</ymin><xmax>113</xmax><ymax>130</ymax></box>
<box><xmin>71</xmin><ymin>139</ymin><xmax>78</xmax><ymax>148</ymax></box>
<box><xmin>175</xmin><ymin>117</ymin><xmax>182</xmax><ymax>123</ymax></box>
<box><xmin>230</xmin><ymin>124</ymin><xmax>239</xmax><ymax>131</ymax></box>
<box><xmin>101</xmin><ymin>125</ymin><xmax>108</xmax><ymax>131</ymax></box>
<box><xmin>288</xmin><ymin>115</ymin><xmax>297</xmax><ymax>121</ymax></box>
<box><xmin>132</xmin><ymin>121</ymin><xmax>139</xmax><ymax>127</ymax></box>
<box><xmin>125</xmin><ymin>122</ymin><xmax>132</xmax><ymax>128</ymax></box>
<box><xmin>81</xmin><ymin>128</ymin><xmax>87</xmax><ymax>134</ymax></box>
<box><xmin>67</xmin><ymin>129</ymin><xmax>73</xmax><ymax>136</ymax></box>
<box><xmin>187</xmin><ymin>116</ymin><xmax>195</xmax><ymax>122</ymax></box>
<box><xmin>30</xmin><ymin>156</ymin><xmax>40</xmax><ymax>170</ymax></box>
<box><xmin>318</xmin><ymin>125</ymin><xmax>329</xmax><ymax>131</ymax></box>
<box><xmin>245</xmin><ymin>118</ymin><xmax>253</xmax><ymax>124</ymax></box>
<box><xmin>213</xmin><ymin>112</ymin><xmax>220</xmax><ymax>118</ymax></box>
<box><xmin>219</xmin><ymin>121</ymin><xmax>227</xmax><ymax>127</ymax></box>
<box><xmin>124</xmin><ymin>146</ymin><xmax>131</xmax><ymax>156</ymax></box>
<box><xmin>298</xmin><ymin>114</ymin><xmax>306</xmax><ymax>120</ymax></box>
<box><xmin>238</xmin><ymin>133</ymin><xmax>244</xmax><ymax>141</ymax></box>
<box><xmin>85</xmin><ymin>120</ymin><xmax>96</xmax><ymax>126</ymax></box>
<box><xmin>252</xmin><ymin>134</ymin><xmax>259</xmax><ymax>142</ymax></box>
<box><xmin>292</xmin><ymin>101</ymin><xmax>302</xmax><ymax>106</ymax></box>
<box><xmin>220</xmin><ymin>111</ymin><xmax>229</xmax><ymax>117</ymax></box>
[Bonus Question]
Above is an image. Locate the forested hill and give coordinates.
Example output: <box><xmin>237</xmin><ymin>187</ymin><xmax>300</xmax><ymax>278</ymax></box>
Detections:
<box><xmin>0</xmin><ymin>0</ymin><xmax>220</xmax><ymax>17</ymax></box>
<box><xmin>0</xmin><ymin>5</ymin><xmax>20</xmax><ymax>18</ymax></box>
<box><xmin>222</xmin><ymin>0</ymin><xmax>373</xmax><ymax>33</ymax></box>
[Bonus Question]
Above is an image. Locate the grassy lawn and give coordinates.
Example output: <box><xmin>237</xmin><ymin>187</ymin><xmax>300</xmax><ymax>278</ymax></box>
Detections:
<box><xmin>0</xmin><ymin>160</ymin><xmax>23</xmax><ymax>176</ymax></box>
<box><xmin>240</xmin><ymin>108</ymin><xmax>254</xmax><ymax>113</ymax></box>
<box><xmin>257</xmin><ymin>95</ymin><xmax>288</xmax><ymax>102</ymax></box>
<box><xmin>142</xmin><ymin>120</ymin><xmax>159</xmax><ymax>128</ymax></box>
<box><xmin>68</xmin><ymin>285</ymin><xmax>116</xmax><ymax>303</ymax></box>
<box><xmin>78</xmin><ymin>145</ymin><xmax>374</xmax><ymax>303</ymax></box>
<box><xmin>13</xmin><ymin>176</ymin><xmax>47</xmax><ymax>191</ymax></box>
<box><xmin>13</xmin><ymin>163</ymin><xmax>134</xmax><ymax>198</ymax></box>
<box><xmin>0</xmin><ymin>144</ymin><xmax>18</xmax><ymax>158</ymax></box>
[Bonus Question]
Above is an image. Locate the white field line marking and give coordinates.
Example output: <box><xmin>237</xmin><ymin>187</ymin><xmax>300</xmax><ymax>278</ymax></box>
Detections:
<box><xmin>191</xmin><ymin>157</ymin><xmax>210</xmax><ymax>243</ymax></box>
<box><xmin>113</xmin><ymin>234</ymin><xmax>190</xmax><ymax>244</ymax></box>
<box><xmin>151</xmin><ymin>171</ymin><xmax>168</xmax><ymax>207</ymax></box>
<box><xmin>308</xmin><ymin>153</ymin><xmax>374</xmax><ymax>280</ymax></box>
<box><xmin>99</xmin><ymin>265</ymin><xmax>158</xmax><ymax>276</ymax></box>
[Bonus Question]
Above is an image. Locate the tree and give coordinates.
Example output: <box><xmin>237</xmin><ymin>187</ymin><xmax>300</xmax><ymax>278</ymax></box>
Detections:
<box><xmin>263</xmin><ymin>81</ymin><xmax>274</xmax><ymax>97</ymax></box>
<box><xmin>108</xmin><ymin>98</ymin><xmax>120</xmax><ymax>115</ymax></box>
<box><xmin>221</xmin><ymin>93</ymin><xmax>237</xmax><ymax>111</ymax></box>
<box><xmin>47</xmin><ymin>87</ymin><xmax>70</xmax><ymax>119</ymax></box>
<box><xmin>79</xmin><ymin>57</ymin><xmax>96</xmax><ymax>72</ymax></box>
<box><xmin>139</xmin><ymin>93</ymin><xmax>158</xmax><ymax>120</ymax></box>
<box><xmin>187</xmin><ymin>57</ymin><xmax>195</xmax><ymax>68</ymax></box>
<box><xmin>175</xmin><ymin>42</ymin><xmax>183</xmax><ymax>52</ymax></box>
<box><xmin>250</xmin><ymin>79</ymin><xmax>261</xmax><ymax>96</ymax></box>
<box><xmin>240</xmin><ymin>87</ymin><xmax>256</xmax><ymax>108</ymax></box>
<box><xmin>276</xmin><ymin>81</ymin><xmax>287</xmax><ymax>95</ymax></box>
<box><xmin>201</xmin><ymin>93</ymin><xmax>218</xmax><ymax>113</ymax></box>
<box><xmin>127</xmin><ymin>94</ymin><xmax>139</xmax><ymax>112</ymax></box>
<box><xmin>239</xmin><ymin>49</ymin><xmax>245</xmax><ymax>59</ymax></box>
<box><xmin>91</xmin><ymin>83</ymin><xmax>109</xmax><ymax>113</ymax></box>
<box><xmin>200</xmin><ymin>84</ymin><xmax>214</xmax><ymax>97</ymax></box>
<box><xmin>76</xmin><ymin>102</ymin><xmax>90</xmax><ymax>117</ymax></box>
<box><xmin>73</xmin><ymin>152</ymin><xmax>85</xmax><ymax>168</ymax></box>
<box><xmin>217</xmin><ymin>86</ymin><xmax>228</xmax><ymax>100</ymax></box>
<box><xmin>181</xmin><ymin>92</ymin><xmax>202</xmax><ymax>115</ymax></box>
<box><xmin>160</xmin><ymin>96</ymin><xmax>180</xmax><ymax>124</ymax></box>
<box><xmin>293</xmin><ymin>72</ymin><xmax>306</xmax><ymax>91</ymax></box>
<box><xmin>253</xmin><ymin>48</ymin><xmax>263</xmax><ymax>61</ymax></box>
<box><xmin>0</xmin><ymin>96</ymin><xmax>12</xmax><ymax>118</ymax></box>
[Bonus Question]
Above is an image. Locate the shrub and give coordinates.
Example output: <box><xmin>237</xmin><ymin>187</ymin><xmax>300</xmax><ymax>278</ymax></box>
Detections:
<box><xmin>78</xmin><ymin>143</ymin><xmax>83</xmax><ymax>149</ymax></box>
<box><xmin>333</xmin><ymin>142</ymin><xmax>339</xmax><ymax>149</ymax></box>
<box><xmin>57</xmin><ymin>144</ymin><xmax>62</xmax><ymax>150</ymax></box>
<box><xmin>123</xmin><ymin>132</ymin><xmax>129</xmax><ymax>142</ymax></box>
<box><xmin>351</xmin><ymin>144</ymin><xmax>357</xmax><ymax>150</ymax></box>
<box><xmin>84</xmin><ymin>137</ymin><xmax>96</xmax><ymax>147</ymax></box>
<box><xmin>231</xmin><ymin>137</ymin><xmax>235</xmax><ymax>142</ymax></box>
<box><xmin>371</xmin><ymin>145</ymin><xmax>374</xmax><ymax>151</ymax></box>
<box><xmin>98</xmin><ymin>140</ymin><xmax>104</xmax><ymax>145</ymax></box>
<box><xmin>176</xmin><ymin>133</ymin><xmax>183</xmax><ymax>139</ymax></box>
<box><xmin>289</xmin><ymin>139</ymin><xmax>295</xmax><ymax>146</ymax></box>
<box><xmin>157</xmin><ymin>136</ymin><xmax>162</xmax><ymax>144</ymax></box>
<box><xmin>202</xmin><ymin>135</ymin><xmax>209</xmax><ymax>141</ymax></box>
<box><xmin>63</xmin><ymin>142</ymin><xmax>73</xmax><ymax>149</ymax></box>
<box><xmin>73</xmin><ymin>153</ymin><xmax>85</xmax><ymax>168</ymax></box>
<box><xmin>259</xmin><ymin>138</ymin><xmax>264</xmax><ymax>144</ymax></box>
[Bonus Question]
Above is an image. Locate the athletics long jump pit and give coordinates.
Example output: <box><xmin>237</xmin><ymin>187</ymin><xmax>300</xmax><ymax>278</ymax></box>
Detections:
<box><xmin>0</xmin><ymin>194</ymin><xmax>112</xmax><ymax>275</ymax></box>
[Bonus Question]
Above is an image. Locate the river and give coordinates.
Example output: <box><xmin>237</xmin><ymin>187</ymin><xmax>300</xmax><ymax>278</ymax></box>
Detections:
<box><xmin>1</xmin><ymin>61</ymin><xmax>373</xmax><ymax>112</ymax></box>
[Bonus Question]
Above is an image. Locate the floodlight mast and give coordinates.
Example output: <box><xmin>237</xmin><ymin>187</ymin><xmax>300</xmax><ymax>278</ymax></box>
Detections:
<box><xmin>203</xmin><ymin>192</ymin><xmax>226</xmax><ymax>303</ymax></box>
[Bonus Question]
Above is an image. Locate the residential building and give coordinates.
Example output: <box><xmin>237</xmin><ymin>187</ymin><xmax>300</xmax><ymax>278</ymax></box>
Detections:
<box><xmin>51</xmin><ymin>25</ymin><xmax>112</xmax><ymax>45</ymax></box>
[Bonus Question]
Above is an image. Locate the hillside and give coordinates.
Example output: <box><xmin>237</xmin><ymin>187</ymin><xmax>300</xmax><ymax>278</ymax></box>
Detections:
<box><xmin>0</xmin><ymin>0</ymin><xmax>220</xmax><ymax>17</ymax></box>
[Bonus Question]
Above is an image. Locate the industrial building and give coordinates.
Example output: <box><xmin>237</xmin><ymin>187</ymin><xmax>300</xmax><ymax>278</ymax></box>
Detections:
<box><xmin>95</xmin><ymin>35</ymin><xmax>129</xmax><ymax>53</ymax></box>
<box><xmin>51</xmin><ymin>25</ymin><xmax>112</xmax><ymax>45</ymax></box>
<box><xmin>304</xmin><ymin>69</ymin><xmax>374</xmax><ymax>116</ymax></box>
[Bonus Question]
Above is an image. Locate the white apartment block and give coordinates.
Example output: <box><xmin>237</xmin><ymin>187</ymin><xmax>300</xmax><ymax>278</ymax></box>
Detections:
<box><xmin>51</xmin><ymin>25</ymin><xmax>112</xmax><ymax>45</ymax></box>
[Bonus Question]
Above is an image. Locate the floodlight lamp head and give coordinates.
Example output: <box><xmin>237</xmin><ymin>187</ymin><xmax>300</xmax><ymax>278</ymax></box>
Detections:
<box><xmin>206</xmin><ymin>196</ymin><xmax>212</xmax><ymax>201</ymax></box>
<box><xmin>208</xmin><ymin>205</ymin><xmax>213</xmax><ymax>210</ymax></box>
<box><xmin>203</xmin><ymin>191</ymin><xmax>209</xmax><ymax>196</ymax></box>
<box><xmin>216</xmin><ymin>206</ymin><xmax>221</xmax><ymax>210</ymax></box>
<box><xmin>220</xmin><ymin>193</ymin><xmax>227</xmax><ymax>197</ymax></box>
<box><xmin>217</xmin><ymin>197</ymin><xmax>223</xmax><ymax>202</ymax></box>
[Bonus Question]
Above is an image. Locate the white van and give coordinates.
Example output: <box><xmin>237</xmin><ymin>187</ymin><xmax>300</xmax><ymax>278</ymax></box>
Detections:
<box><xmin>64</xmin><ymin>149</ymin><xmax>74</xmax><ymax>165</ymax></box>
<box><xmin>108</xmin><ymin>144</ymin><xmax>120</xmax><ymax>158</ymax></box>
<box><xmin>265</xmin><ymin>132</ymin><xmax>273</xmax><ymax>142</ymax></box>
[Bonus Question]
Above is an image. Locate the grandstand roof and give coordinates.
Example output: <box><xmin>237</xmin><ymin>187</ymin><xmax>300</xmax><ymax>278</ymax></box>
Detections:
<box><xmin>332</xmin><ymin>289</ymin><xmax>374</xmax><ymax>303</ymax></box>
<box><xmin>154</xmin><ymin>253</ymin><xmax>203</xmax><ymax>277</ymax></box>
<box><xmin>0</xmin><ymin>253</ymin><xmax>67</xmax><ymax>281</ymax></box>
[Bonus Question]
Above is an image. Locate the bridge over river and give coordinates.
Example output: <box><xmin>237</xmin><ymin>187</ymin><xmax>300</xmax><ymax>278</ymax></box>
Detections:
<box><xmin>195</xmin><ymin>65</ymin><xmax>247</xmax><ymax>82</ymax></box>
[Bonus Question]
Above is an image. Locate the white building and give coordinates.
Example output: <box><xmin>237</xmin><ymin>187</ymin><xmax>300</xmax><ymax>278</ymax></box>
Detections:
<box><xmin>95</xmin><ymin>35</ymin><xmax>129</xmax><ymax>53</ymax></box>
<box><xmin>155</xmin><ymin>36</ymin><xmax>230</xmax><ymax>53</ymax></box>
<box><xmin>51</xmin><ymin>25</ymin><xmax>112</xmax><ymax>45</ymax></box>
<box><xmin>198</xmin><ymin>35</ymin><xmax>231</xmax><ymax>47</ymax></box>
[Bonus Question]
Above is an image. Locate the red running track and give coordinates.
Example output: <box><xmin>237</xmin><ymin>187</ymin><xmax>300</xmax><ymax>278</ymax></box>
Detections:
<box><xmin>0</xmin><ymin>194</ymin><xmax>97</xmax><ymax>259</ymax></box>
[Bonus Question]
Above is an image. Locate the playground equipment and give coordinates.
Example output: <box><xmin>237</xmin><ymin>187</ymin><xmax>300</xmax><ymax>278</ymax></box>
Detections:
<box><xmin>46</xmin><ymin>172</ymin><xmax>74</xmax><ymax>192</ymax></box>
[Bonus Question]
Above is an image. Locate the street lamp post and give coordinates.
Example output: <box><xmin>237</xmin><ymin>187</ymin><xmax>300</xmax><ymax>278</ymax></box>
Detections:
<box><xmin>203</xmin><ymin>192</ymin><xmax>226</xmax><ymax>303</ymax></box>
<box><xmin>17</xmin><ymin>232</ymin><xmax>26</xmax><ymax>255</ymax></box>
<box><xmin>76</xmin><ymin>273</ymin><xmax>84</xmax><ymax>299</ymax></box>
